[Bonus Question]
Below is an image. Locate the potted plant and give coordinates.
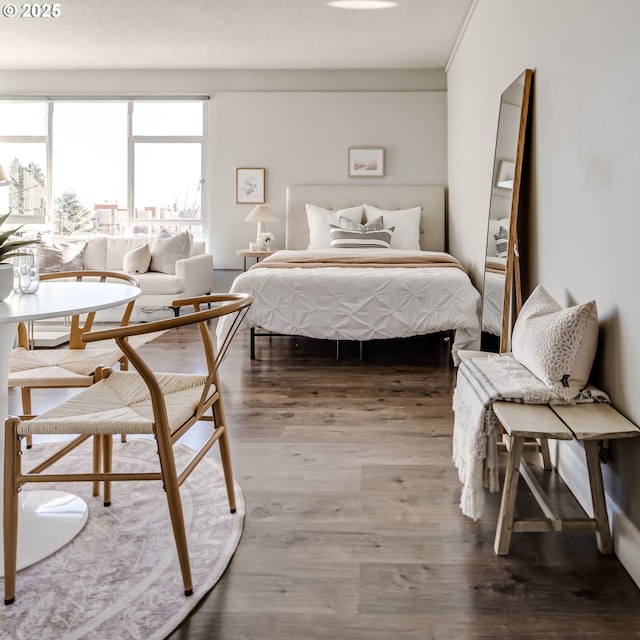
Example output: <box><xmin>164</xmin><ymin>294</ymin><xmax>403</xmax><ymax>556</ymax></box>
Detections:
<box><xmin>0</xmin><ymin>212</ymin><xmax>40</xmax><ymax>300</ymax></box>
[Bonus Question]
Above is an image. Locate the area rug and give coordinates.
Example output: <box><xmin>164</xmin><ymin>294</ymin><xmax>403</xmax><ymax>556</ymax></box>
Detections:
<box><xmin>0</xmin><ymin>438</ymin><xmax>244</xmax><ymax>640</ymax></box>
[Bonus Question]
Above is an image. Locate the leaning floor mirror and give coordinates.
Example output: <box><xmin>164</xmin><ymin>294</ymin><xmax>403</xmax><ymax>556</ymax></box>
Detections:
<box><xmin>481</xmin><ymin>69</ymin><xmax>533</xmax><ymax>353</ymax></box>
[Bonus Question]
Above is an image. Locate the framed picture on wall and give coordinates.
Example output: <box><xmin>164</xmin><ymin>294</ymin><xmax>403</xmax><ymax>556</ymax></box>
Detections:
<box><xmin>348</xmin><ymin>148</ymin><xmax>384</xmax><ymax>177</ymax></box>
<box><xmin>236</xmin><ymin>168</ymin><xmax>265</xmax><ymax>203</ymax></box>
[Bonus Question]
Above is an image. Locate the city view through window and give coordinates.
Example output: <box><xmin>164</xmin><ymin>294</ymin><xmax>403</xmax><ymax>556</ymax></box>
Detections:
<box><xmin>0</xmin><ymin>100</ymin><xmax>204</xmax><ymax>239</ymax></box>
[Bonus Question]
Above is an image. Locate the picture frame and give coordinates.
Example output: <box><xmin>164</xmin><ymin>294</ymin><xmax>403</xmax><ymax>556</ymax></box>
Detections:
<box><xmin>495</xmin><ymin>160</ymin><xmax>515</xmax><ymax>190</ymax></box>
<box><xmin>348</xmin><ymin>147</ymin><xmax>384</xmax><ymax>178</ymax></box>
<box><xmin>236</xmin><ymin>168</ymin><xmax>265</xmax><ymax>204</ymax></box>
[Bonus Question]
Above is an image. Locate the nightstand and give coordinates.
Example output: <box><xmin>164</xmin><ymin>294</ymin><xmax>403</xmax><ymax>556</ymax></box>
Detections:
<box><xmin>237</xmin><ymin>249</ymin><xmax>275</xmax><ymax>271</ymax></box>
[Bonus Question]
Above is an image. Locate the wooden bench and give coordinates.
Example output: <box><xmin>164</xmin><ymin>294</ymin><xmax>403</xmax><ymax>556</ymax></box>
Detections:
<box><xmin>492</xmin><ymin>401</ymin><xmax>640</xmax><ymax>555</ymax></box>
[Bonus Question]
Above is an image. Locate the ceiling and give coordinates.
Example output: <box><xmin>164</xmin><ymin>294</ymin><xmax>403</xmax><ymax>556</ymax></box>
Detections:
<box><xmin>2</xmin><ymin>0</ymin><xmax>473</xmax><ymax>71</ymax></box>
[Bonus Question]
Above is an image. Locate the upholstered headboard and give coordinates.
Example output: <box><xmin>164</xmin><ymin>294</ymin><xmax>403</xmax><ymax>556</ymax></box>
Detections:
<box><xmin>285</xmin><ymin>185</ymin><xmax>446</xmax><ymax>252</ymax></box>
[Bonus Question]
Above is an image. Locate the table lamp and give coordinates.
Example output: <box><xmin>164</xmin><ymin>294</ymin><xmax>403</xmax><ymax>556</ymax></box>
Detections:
<box><xmin>244</xmin><ymin>204</ymin><xmax>278</xmax><ymax>244</ymax></box>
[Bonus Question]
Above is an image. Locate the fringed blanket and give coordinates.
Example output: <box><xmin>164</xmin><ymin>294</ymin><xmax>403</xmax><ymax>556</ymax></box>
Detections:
<box><xmin>452</xmin><ymin>354</ymin><xmax>609</xmax><ymax>521</ymax></box>
<box><xmin>250</xmin><ymin>251</ymin><xmax>464</xmax><ymax>270</ymax></box>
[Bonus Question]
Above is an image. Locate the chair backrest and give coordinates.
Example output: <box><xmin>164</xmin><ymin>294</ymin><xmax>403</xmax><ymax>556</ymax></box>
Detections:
<box><xmin>83</xmin><ymin>293</ymin><xmax>253</xmax><ymax>427</ymax></box>
<box><xmin>16</xmin><ymin>270</ymin><xmax>140</xmax><ymax>350</ymax></box>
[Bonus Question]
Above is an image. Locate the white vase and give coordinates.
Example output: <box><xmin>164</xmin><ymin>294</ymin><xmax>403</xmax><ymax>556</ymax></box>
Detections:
<box><xmin>0</xmin><ymin>262</ymin><xmax>14</xmax><ymax>301</ymax></box>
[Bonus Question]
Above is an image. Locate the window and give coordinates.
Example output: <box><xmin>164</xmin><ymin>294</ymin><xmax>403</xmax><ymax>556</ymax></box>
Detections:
<box><xmin>131</xmin><ymin>102</ymin><xmax>204</xmax><ymax>239</ymax></box>
<box><xmin>53</xmin><ymin>102</ymin><xmax>127</xmax><ymax>234</ymax></box>
<box><xmin>0</xmin><ymin>101</ymin><xmax>49</xmax><ymax>223</ymax></box>
<box><xmin>0</xmin><ymin>99</ymin><xmax>206</xmax><ymax>237</ymax></box>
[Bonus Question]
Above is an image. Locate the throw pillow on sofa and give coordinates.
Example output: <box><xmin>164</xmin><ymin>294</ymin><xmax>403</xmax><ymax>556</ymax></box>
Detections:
<box><xmin>123</xmin><ymin>243</ymin><xmax>151</xmax><ymax>274</ymax></box>
<box><xmin>511</xmin><ymin>284</ymin><xmax>599</xmax><ymax>401</ymax></box>
<box><xmin>149</xmin><ymin>232</ymin><xmax>191</xmax><ymax>275</ymax></box>
<box><xmin>37</xmin><ymin>236</ymin><xmax>86</xmax><ymax>273</ymax></box>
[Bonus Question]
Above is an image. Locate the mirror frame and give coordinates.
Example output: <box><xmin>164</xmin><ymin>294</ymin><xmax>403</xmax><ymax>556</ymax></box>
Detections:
<box><xmin>480</xmin><ymin>69</ymin><xmax>534</xmax><ymax>353</ymax></box>
<box><xmin>500</xmin><ymin>69</ymin><xmax>533</xmax><ymax>352</ymax></box>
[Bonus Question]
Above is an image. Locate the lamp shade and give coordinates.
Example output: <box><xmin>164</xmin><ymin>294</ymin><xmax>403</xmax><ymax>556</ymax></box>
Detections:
<box><xmin>0</xmin><ymin>165</ymin><xmax>10</xmax><ymax>187</ymax></box>
<box><xmin>244</xmin><ymin>204</ymin><xmax>278</xmax><ymax>223</ymax></box>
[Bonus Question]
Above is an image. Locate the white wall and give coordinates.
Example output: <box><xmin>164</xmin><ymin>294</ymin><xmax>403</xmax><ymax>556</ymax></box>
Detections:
<box><xmin>209</xmin><ymin>91</ymin><xmax>447</xmax><ymax>267</ymax></box>
<box><xmin>447</xmin><ymin>0</ymin><xmax>640</xmax><ymax>582</ymax></box>
<box><xmin>0</xmin><ymin>69</ymin><xmax>447</xmax><ymax>269</ymax></box>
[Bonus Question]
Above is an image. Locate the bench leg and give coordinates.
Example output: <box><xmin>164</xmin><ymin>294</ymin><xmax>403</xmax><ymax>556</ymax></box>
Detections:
<box><xmin>494</xmin><ymin>435</ymin><xmax>525</xmax><ymax>555</ymax></box>
<box><xmin>584</xmin><ymin>440</ymin><xmax>613</xmax><ymax>554</ymax></box>
<box><xmin>538</xmin><ymin>437</ymin><xmax>552</xmax><ymax>470</ymax></box>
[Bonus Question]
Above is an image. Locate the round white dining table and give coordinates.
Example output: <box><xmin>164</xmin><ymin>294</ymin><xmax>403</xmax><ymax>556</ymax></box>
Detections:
<box><xmin>0</xmin><ymin>281</ymin><xmax>141</xmax><ymax>577</ymax></box>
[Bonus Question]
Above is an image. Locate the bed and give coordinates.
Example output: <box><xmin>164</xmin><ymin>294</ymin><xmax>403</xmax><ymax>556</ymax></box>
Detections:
<box><xmin>217</xmin><ymin>185</ymin><xmax>481</xmax><ymax>365</ymax></box>
<box><xmin>482</xmin><ymin>257</ymin><xmax>505</xmax><ymax>336</ymax></box>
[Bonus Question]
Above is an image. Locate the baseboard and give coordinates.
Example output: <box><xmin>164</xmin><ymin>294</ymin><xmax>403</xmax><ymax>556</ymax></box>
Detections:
<box><xmin>554</xmin><ymin>440</ymin><xmax>640</xmax><ymax>589</ymax></box>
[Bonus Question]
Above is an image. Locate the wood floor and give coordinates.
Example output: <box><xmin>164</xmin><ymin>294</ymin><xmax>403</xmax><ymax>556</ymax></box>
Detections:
<box><xmin>17</xmin><ymin>327</ymin><xmax>640</xmax><ymax>639</ymax></box>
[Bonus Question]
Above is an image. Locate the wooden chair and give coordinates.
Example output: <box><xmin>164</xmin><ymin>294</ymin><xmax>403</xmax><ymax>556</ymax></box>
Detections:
<box><xmin>3</xmin><ymin>292</ymin><xmax>252</xmax><ymax>605</ymax></box>
<box><xmin>9</xmin><ymin>270</ymin><xmax>140</xmax><ymax>448</ymax></box>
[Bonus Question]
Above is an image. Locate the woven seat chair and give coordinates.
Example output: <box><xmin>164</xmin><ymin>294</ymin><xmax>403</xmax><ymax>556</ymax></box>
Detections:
<box><xmin>3</xmin><ymin>292</ymin><xmax>252</xmax><ymax>605</ymax></box>
<box><xmin>9</xmin><ymin>270</ymin><xmax>140</xmax><ymax>448</ymax></box>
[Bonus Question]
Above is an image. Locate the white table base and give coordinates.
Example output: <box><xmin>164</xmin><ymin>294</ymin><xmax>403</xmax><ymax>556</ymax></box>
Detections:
<box><xmin>2</xmin><ymin>491</ymin><xmax>88</xmax><ymax>577</ymax></box>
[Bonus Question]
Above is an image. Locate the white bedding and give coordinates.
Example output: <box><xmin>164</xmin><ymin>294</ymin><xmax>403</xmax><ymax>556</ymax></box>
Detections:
<box><xmin>217</xmin><ymin>248</ymin><xmax>481</xmax><ymax>364</ymax></box>
<box><xmin>482</xmin><ymin>270</ymin><xmax>504</xmax><ymax>336</ymax></box>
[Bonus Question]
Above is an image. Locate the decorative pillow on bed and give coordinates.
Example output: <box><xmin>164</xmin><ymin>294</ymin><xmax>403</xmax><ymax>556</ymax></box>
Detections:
<box><xmin>337</xmin><ymin>215</ymin><xmax>384</xmax><ymax>232</ymax></box>
<box><xmin>363</xmin><ymin>204</ymin><xmax>421</xmax><ymax>251</ymax></box>
<box><xmin>511</xmin><ymin>285</ymin><xmax>599</xmax><ymax>401</ymax></box>
<box><xmin>494</xmin><ymin>226</ymin><xmax>509</xmax><ymax>258</ymax></box>
<box><xmin>329</xmin><ymin>219</ymin><xmax>394</xmax><ymax>249</ymax></box>
<box><xmin>306</xmin><ymin>204</ymin><xmax>364</xmax><ymax>249</ymax></box>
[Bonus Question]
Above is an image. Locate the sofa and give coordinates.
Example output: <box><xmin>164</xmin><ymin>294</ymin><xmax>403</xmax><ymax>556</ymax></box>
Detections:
<box><xmin>37</xmin><ymin>232</ymin><xmax>213</xmax><ymax>322</ymax></box>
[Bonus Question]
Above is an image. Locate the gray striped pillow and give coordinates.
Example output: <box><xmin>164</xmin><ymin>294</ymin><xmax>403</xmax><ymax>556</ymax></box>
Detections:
<box><xmin>329</xmin><ymin>225</ymin><xmax>394</xmax><ymax>249</ymax></box>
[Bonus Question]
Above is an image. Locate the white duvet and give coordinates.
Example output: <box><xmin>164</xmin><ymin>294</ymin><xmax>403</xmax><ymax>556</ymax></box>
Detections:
<box><xmin>217</xmin><ymin>249</ymin><xmax>481</xmax><ymax>364</ymax></box>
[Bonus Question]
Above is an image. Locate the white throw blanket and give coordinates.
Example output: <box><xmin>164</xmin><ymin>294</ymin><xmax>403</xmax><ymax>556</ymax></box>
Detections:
<box><xmin>452</xmin><ymin>354</ymin><xmax>609</xmax><ymax>521</ymax></box>
<box><xmin>452</xmin><ymin>355</ymin><xmax>555</xmax><ymax>520</ymax></box>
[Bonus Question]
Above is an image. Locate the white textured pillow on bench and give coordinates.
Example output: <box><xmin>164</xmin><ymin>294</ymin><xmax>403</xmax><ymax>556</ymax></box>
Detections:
<box><xmin>511</xmin><ymin>285</ymin><xmax>599</xmax><ymax>401</ymax></box>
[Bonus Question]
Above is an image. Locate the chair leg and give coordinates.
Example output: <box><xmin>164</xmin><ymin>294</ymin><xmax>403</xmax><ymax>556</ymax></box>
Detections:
<box><xmin>212</xmin><ymin>388</ymin><xmax>236</xmax><ymax>514</ymax></box>
<box><xmin>92</xmin><ymin>436</ymin><xmax>102</xmax><ymax>497</ymax></box>
<box><xmin>4</xmin><ymin>419</ymin><xmax>21</xmax><ymax>605</ymax></box>
<box><xmin>102</xmin><ymin>434</ymin><xmax>113</xmax><ymax>507</ymax></box>
<box><xmin>20</xmin><ymin>388</ymin><xmax>33</xmax><ymax>449</ymax></box>
<box><xmin>118</xmin><ymin>357</ymin><xmax>128</xmax><ymax>443</ymax></box>
<box><xmin>155</xmin><ymin>431</ymin><xmax>193</xmax><ymax>596</ymax></box>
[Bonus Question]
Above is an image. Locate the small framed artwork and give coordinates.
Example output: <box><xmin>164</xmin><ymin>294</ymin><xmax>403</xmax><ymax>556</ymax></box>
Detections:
<box><xmin>348</xmin><ymin>147</ymin><xmax>384</xmax><ymax>177</ymax></box>
<box><xmin>236</xmin><ymin>168</ymin><xmax>265</xmax><ymax>204</ymax></box>
<box><xmin>495</xmin><ymin>160</ymin><xmax>515</xmax><ymax>190</ymax></box>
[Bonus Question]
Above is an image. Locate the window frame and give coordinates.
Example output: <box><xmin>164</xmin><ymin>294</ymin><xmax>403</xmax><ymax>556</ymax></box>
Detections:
<box><xmin>0</xmin><ymin>97</ymin><xmax>207</xmax><ymax>235</ymax></box>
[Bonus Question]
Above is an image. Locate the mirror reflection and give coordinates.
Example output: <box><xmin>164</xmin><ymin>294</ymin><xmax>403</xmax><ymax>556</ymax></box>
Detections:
<box><xmin>480</xmin><ymin>70</ymin><xmax>532</xmax><ymax>352</ymax></box>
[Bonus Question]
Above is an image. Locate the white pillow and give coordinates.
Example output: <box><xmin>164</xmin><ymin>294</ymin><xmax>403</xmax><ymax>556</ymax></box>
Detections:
<box><xmin>363</xmin><ymin>204</ymin><xmax>421</xmax><ymax>251</ymax></box>
<box><xmin>149</xmin><ymin>232</ymin><xmax>191</xmax><ymax>275</ymax></box>
<box><xmin>123</xmin><ymin>243</ymin><xmax>151</xmax><ymax>274</ymax></box>
<box><xmin>305</xmin><ymin>204</ymin><xmax>363</xmax><ymax>249</ymax></box>
<box><xmin>36</xmin><ymin>237</ymin><xmax>86</xmax><ymax>273</ymax></box>
<box><xmin>511</xmin><ymin>285</ymin><xmax>599</xmax><ymax>401</ymax></box>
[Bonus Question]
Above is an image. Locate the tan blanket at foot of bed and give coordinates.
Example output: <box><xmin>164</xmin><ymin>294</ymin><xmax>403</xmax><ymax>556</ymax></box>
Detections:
<box><xmin>251</xmin><ymin>252</ymin><xmax>464</xmax><ymax>270</ymax></box>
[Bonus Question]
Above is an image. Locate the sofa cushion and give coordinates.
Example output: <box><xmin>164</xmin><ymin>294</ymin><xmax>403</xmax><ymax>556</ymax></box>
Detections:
<box><xmin>123</xmin><ymin>243</ymin><xmax>151</xmax><ymax>274</ymax></box>
<box><xmin>82</xmin><ymin>237</ymin><xmax>108</xmax><ymax>270</ymax></box>
<box><xmin>133</xmin><ymin>271</ymin><xmax>185</xmax><ymax>295</ymax></box>
<box><xmin>105</xmin><ymin>237</ymin><xmax>147</xmax><ymax>271</ymax></box>
<box><xmin>149</xmin><ymin>232</ymin><xmax>191</xmax><ymax>275</ymax></box>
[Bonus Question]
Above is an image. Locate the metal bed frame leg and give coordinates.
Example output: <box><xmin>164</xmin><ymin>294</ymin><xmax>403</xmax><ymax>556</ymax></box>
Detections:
<box><xmin>250</xmin><ymin>327</ymin><xmax>256</xmax><ymax>360</ymax></box>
